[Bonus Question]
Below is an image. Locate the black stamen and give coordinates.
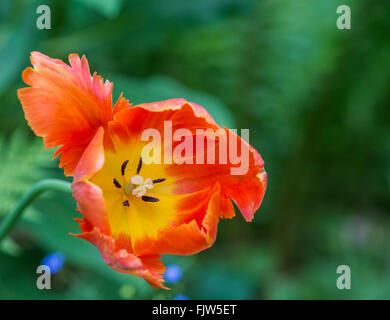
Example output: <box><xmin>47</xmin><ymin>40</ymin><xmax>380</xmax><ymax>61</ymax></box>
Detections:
<box><xmin>142</xmin><ymin>196</ymin><xmax>160</xmax><ymax>202</ymax></box>
<box><xmin>121</xmin><ymin>160</ymin><xmax>129</xmax><ymax>176</ymax></box>
<box><xmin>137</xmin><ymin>157</ymin><xmax>142</xmax><ymax>174</ymax></box>
<box><xmin>152</xmin><ymin>178</ymin><xmax>166</xmax><ymax>184</ymax></box>
<box><xmin>113</xmin><ymin>178</ymin><xmax>122</xmax><ymax>188</ymax></box>
<box><xmin>123</xmin><ymin>200</ymin><xmax>129</xmax><ymax>207</ymax></box>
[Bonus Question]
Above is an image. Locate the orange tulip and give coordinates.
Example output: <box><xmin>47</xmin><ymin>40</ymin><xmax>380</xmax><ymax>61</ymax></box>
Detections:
<box><xmin>17</xmin><ymin>52</ymin><xmax>267</xmax><ymax>289</ymax></box>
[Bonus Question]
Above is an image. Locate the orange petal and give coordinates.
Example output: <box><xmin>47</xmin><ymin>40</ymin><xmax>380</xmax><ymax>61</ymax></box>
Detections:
<box><xmin>17</xmin><ymin>51</ymin><xmax>130</xmax><ymax>176</ymax></box>
<box><xmin>141</xmin><ymin>183</ymin><xmax>221</xmax><ymax>256</ymax></box>
<box><xmin>71</xmin><ymin>221</ymin><xmax>167</xmax><ymax>289</ymax></box>
<box><xmin>168</xmin><ymin>128</ymin><xmax>267</xmax><ymax>222</ymax></box>
<box><xmin>72</xmin><ymin>127</ymin><xmax>110</xmax><ymax>234</ymax></box>
<box><xmin>109</xmin><ymin>99</ymin><xmax>219</xmax><ymax>143</ymax></box>
<box><xmin>132</xmin><ymin>98</ymin><xmax>218</xmax><ymax>126</ymax></box>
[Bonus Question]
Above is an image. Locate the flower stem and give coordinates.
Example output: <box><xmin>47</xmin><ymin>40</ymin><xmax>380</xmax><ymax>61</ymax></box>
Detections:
<box><xmin>0</xmin><ymin>179</ymin><xmax>72</xmax><ymax>243</ymax></box>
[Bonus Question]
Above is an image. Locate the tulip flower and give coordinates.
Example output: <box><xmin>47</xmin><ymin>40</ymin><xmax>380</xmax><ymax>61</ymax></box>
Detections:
<box><xmin>17</xmin><ymin>52</ymin><xmax>267</xmax><ymax>288</ymax></box>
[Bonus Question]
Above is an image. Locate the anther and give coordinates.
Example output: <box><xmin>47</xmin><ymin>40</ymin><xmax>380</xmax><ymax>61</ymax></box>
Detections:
<box><xmin>113</xmin><ymin>178</ymin><xmax>122</xmax><ymax>188</ymax></box>
<box><xmin>121</xmin><ymin>160</ymin><xmax>129</xmax><ymax>176</ymax></box>
<box><xmin>123</xmin><ymin>200</ymin><xmax>129</xmax><ymax>207</ymax></box>
<box><xmin>152</xmin><ymin>178</ymin><xmax>166</xmax><ymax>184</ymax></box>
<box><xmin>137</xmin><ymin>157</ymin><xmax>142</xmax><ymax>174</ymax></box>
<box><xmin>142</xmin><ymin>196</ymin><xmax>160</xmax><ymax>202</ymax></box>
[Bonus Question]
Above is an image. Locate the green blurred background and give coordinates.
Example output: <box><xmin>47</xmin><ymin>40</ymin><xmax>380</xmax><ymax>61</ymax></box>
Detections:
<box><xmin>1</xmin><ymin>0</ymin><xmax>389</xmax><ymax>299</ymax></box>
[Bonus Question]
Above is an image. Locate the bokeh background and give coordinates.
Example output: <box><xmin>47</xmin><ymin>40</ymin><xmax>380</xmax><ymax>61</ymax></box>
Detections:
<box><xmin>0</xmin><ymin>0</ymin><xmax>389</xmax><ymax>299</ymax></box>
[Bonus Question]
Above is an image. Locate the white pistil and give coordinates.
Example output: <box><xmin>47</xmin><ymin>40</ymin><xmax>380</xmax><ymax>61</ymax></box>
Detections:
<box><xmin>144</xmin><ymin>178</ymin><xmax>154</xmax><ymax>189</ymax></box>
<box><xmin>129</xmin><ymin>175</ymin><xmax>154</xmax><ymax>198</ymax></box>
<box><xmin>131</xmin><ymin>175</ymin><xmax>144</xmax><ymax>185</ymax></box>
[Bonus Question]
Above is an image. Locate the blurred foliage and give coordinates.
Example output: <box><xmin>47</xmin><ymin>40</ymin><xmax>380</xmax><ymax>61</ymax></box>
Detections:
<box><xmin>0</xmin><ymin>131</ymin><xmax>52</xmax><ymax>221</ymax></box>
<box><xmin>0</xmin><ymin>0</ymin><xmax>390</xmax><ymax>299</ymax></box>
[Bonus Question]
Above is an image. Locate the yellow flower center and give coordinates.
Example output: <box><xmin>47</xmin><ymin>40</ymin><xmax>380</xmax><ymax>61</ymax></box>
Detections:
<box><xmin>89</xmin><ymin>142</ymin><xmax>179</xmax><ymax>255</ymax></box>
<box><xmin>112</xmin><ymin>157</ymin><xmax>166</xmax><ymax>206</ymax></box>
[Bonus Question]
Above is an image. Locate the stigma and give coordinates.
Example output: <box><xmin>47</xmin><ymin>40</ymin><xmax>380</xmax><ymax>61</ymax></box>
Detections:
<box><xmin>114</xmin><ymin>157</ymin><xmax>166</xmax><ymax>206</ymax></box>
<box><xmin>124</xmin><ymin>175</ymin><xmax>154</xmax><ymax>198</ymax></box>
